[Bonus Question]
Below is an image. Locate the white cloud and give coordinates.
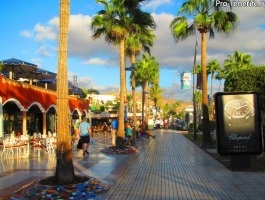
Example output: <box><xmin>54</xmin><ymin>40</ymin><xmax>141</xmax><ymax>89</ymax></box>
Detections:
<box><xmin>37</xmin><ymin>45</ymin><xmax>52</xmax><ymax>57</ymax></box>
<box><xmin>144</xmin><ymin>0</ymin><xmax>172</xmax><ymax>10</ymax></box>
<box><xmin>150</xmin><ymin>7</ymin><xmax>265</xmax><ymax>72</ymax></box>
<box><xmin>31</xmin><ymin>58</ymin><xmax>42</xmax><ymax>67</ymax></box>
<box><xmin>20</xmin><ymin>30</ymin><xmax>33</xmax><ymax>39</ymax></box>
<box><xmin>68</xmin><ymin>14</ymin><xmax>117</xmax><ymax>59</ymax></box>
<box><xmin>26</xmin><ymin>6</ymin><xmax>265</xmax><ymax>101</ymax></box>
<box><xmin>151</xmin><ymin>12</ymin><xmax>196</xmax><ymax>71</ymax></box>
<box><xmin>34</xmin><ymin>23</ymin><xmax>57</xmax><ymax>41</ymax></box>
<box><xmin>77</xmin><ymin>76</ymin><xmax>119</xmax><ymax>93</ymax></box>
<box><xmin>83</xmin><ymin>58</ymin><xmax>110</xmax><ymax>66</ymax></box>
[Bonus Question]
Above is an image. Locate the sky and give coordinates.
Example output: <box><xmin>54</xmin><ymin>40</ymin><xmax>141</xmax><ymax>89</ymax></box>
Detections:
<box><xmin>0</xmin><ymin>0</ymin><xmax>265</xmax><ymax>102</ymax></box>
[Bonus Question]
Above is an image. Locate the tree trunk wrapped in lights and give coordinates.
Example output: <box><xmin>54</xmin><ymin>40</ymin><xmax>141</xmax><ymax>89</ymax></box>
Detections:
<box><xmin>55</xmin><ymin>0</ymin><xmax>75</xmax><ymax>185</ymax></box>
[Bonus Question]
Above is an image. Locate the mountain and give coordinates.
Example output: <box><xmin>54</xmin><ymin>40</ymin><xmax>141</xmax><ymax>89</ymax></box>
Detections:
<box><xmin>102</xmin><ymin>91</ymin><xmax>193</xmax><ymax>112</ymax></box>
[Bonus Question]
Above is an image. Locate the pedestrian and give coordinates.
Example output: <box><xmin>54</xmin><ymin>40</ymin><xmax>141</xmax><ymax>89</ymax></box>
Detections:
<box><xmin>124</xmin><ymin>121</ymin><xmax>132</xmax><ymax>146</ymax></box>
<box><xmin>102</xmin><ymin>122</ymin><xmax>108</xmax><ymax>138</ymax></box>
<box><xmin>79</xmin><ymin>116</ymin><xmax>92</xmax><ymax>156</ymax></box>
<box><xmin>111</xmin><ymin>117</ymin><xmax>118</xmax><ymax>146</ymax></box>
<box><xmin>155</xmin><ymin>118</ymin><xmax>161</xmax><ymax>129</ymax></box>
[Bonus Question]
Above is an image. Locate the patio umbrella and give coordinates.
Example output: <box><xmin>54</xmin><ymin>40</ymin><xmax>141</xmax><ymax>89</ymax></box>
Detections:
<box><xmin>69</xmin><ymin>84</ymin><xmax>84</xmax><ymax>95</ymax></box>
<box><xmin>16</xmin><ymin>68</ymin><xmax>57</xmax><ymax>80</ymax></box>
<box><xmin>38</xmin><ymin>78</ymin><xmax>57</xmax><ymax>84</ymax></box>
<box><xmin>36</xmin><ymin>68</ymin><xmax>57</xmax><ymax>77</ymax></box>
<box><xmin>37</xmin><ymin>78</ymin><xmax>57</xmax><ymax>89</ymax></box>
<box><xmin>38</xmin><ymin>79</ymin><xmax>83</xmax><ymax>95</ymax></box>
<box><xmin>1</xmin><ymin>58</ymin><xmax>37</xmax><ymax>74</ymax></box>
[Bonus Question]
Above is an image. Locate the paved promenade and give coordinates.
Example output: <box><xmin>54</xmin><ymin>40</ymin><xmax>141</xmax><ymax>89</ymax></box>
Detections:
<box><xmin>1</xmin><ymin>129</ymin><xmax>265</xmax><ymax>199</ymax></box>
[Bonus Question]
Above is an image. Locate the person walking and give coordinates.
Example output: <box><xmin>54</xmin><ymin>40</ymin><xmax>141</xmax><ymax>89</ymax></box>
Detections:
<box><xmin>124</xmin><ymin>121</ymin><xmax>132</xmax><ymax>146</ymax></box>
<box><xmin>102</xmin><ymin>122</ymin><xmax>108</xmax><ymax>138</ymax></box>
<box><xmin>111</xmin><ymin>117</ymin><xmax>118</xmax><ymax>146</ymax></box>
<box><xmin>79</xmin><ymin>116</ymin><xmax>92</xmax><ymax>156</ymax></box>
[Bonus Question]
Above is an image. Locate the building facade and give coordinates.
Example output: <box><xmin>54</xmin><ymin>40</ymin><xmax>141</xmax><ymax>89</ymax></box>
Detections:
<box><xmin>0</xmin><ymin>75</ymin><xmax>89</xmax><ymax>137</ymax></box>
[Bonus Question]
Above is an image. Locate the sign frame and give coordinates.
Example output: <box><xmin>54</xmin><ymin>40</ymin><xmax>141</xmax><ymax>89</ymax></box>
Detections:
<box><xmin>214</xmin><ymin>92</ymin><xmax>262</xmax><ymax>156</ymax></box>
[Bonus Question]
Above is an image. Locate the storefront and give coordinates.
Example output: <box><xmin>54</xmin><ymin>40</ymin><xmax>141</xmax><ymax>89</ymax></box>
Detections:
<box><xmin>3</xmin><ymin>102</ymin><xmax>22</xmax><ymax>135</ymax></box>
<box><xmin>0</xmin><ymin>75</ymin><xmax>89</xmax><ymax>137</ymax></box>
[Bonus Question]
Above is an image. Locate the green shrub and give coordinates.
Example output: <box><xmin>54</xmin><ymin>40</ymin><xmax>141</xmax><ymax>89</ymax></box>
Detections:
<box><xmin>198</xmin><ymin>120</ymin><xmax>216</xmax><ymax>132</ymax></box>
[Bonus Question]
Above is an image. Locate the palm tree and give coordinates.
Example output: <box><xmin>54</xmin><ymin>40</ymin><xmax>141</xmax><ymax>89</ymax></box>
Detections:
<box><xmin>207</xmin><ymin>59</ymin><xmax>220</xmax><ymax>119</ymax></box>
<box><xmin>126</xmin><ymin>30</ymin><xmax>156</xmax><ymax>128</ymax></box>
<box><xmin>55</xmin><ymin>0</ymin><xmax>74</xmax><ymax>184</ymax></box>
<box><xmin>224</xmin><ymin>50</ymin><xmax>252</xmax><ymax>78</ymax></box>
<box><xmin>125</xmin><ymin>1</ymin><xmax>156</xmax><ymax>129</ymax></box>
<box><xmin>134</xmin><ymin>54</ymin><xmax>159</xmax><ymax>132</ymax></box>
<box><xmin>215</xmin><ymin>67</ymin><xmax>226</xmax><ymax>92</ymax></box>
<box><xmin>207</xmin><ymin>59</ymin><xmax>220</xmax><ymax>100</ymax></box>
<box><xmin>169</xmin><ymin>0</ymin><xmax>238</xmax><ymax>147</ymax></box>
<box><xmin>91</xmin><ymin>0</ymin><xmax>154</xmax><ymax>143</ymax></box>
<box><xmin>149</xmin><ymin>83</ymin><xmax>163</xmax><ymax>119</ymax></box>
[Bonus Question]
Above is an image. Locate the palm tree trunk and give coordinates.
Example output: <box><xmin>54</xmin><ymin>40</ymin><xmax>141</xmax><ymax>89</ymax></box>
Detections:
<box><xmin>210</xmin><ymin>73</ymin><xmax>214</xmax><ymax>119</ymax></box>
<box><xmin>129</xmin><ymin>55</ymin><xmax>137</xmax><ymax>144</ymax></box>
<box><xmin>210</xmin><ymin>73</ymin><xmax>214</xmax><ymax>102</ymax></box>
<box><xmin>55</xmin><ymin>0</ymin><xmax>75</xmax><ymax>185</ymax></box>
<box><xmin>117</xmin><ymin>38</ymin><xmax>125</xmax><ymax>141</ymax></box>
<box><xmin>201</xmin><ymin>31</ymin><xmax>213</xmax><ymax>147</ymax></box>
<box><xmin>145</xmin><ymin>84</ymin><xmax>149</xmax><ymax>126</ymax></box>
<box><xmin>141</xmin><ymin>84</ymin><xmax>146</xmax><ymax>133</ymax></box>
<box><xmin>129</xmin><ymin>55</ymin><xmax>137</xmax><ymax>128</ymax></box>
<box><xmin>218</xmin><ymin>79</ymin><xmax>222</xmax><ymax>91</ymax></box>
<box><xmin>132</xmin><ymin>73</ymin><xmax>136</xmax><ymax>126</ymax></box>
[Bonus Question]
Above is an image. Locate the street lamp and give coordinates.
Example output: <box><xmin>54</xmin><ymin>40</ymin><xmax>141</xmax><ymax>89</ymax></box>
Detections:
<box><xmin>193</xmin><ymin>30</ymin><xmax>198</xmax><ymax>141</ymax></box>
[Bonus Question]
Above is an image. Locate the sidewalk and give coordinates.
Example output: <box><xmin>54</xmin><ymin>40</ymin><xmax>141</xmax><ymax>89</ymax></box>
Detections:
<box><xmin>1</xmin><ymin>129</ymin><xmax>265</xmax><ymax>199</ymax></box>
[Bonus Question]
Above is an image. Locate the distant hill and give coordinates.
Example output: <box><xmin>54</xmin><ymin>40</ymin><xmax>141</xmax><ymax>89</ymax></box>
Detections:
<box><xmin>102</xmin><ymin>91</ymin><xmax>193</xmax><ymax>112</ymax></box>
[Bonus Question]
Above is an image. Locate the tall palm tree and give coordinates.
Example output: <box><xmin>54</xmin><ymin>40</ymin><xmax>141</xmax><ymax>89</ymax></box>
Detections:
<box><xmin>125</xmin><ymin>0</ymin><xmax>156</xmax><ymax>129</ymax></box>
<box><xmin>55</xmin><ymin>0</ymin><xmax>74</xmax><ymax>184</ymax></box>
<box><xmin>91</xmin><ymin>0</ymin><xmax>155</xmax><ymax>144</ymax></box>
<box><xmin>91</xmin><ymin>0</ymin><xmax>127</xmax><ymax>140</ymax></box>
<box><xmin>169</xmin><ymin>0</ymin><xmax>238</xmax><ymax>147</ymax></box>
<box><xmin>126</xmin><ymin>30</ymin><xmax>156</xmax><ymax>128</ymax></box>
<box><xmin>134</xmin><ymin>54</ymin><xmax>159</xmax><ymax>132</ymax></box>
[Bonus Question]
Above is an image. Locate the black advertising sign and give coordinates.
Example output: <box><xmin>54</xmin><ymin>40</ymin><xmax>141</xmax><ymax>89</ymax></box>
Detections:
<box><xmin>215</xmin><ymin>92</ymin><xmax>262</xmax><ymax>155</ymax></box>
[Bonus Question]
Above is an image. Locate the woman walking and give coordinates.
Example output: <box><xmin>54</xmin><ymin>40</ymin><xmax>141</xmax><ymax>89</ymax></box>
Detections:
<box><xmin>102</xmin><ymin>122</ymin><xmax>108</xmax><ymax>138</ymax></box>
<box><xmin>79</xmin><ymin>116</ymin><xmax>92</xmax><ymax>156</ymax></box>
